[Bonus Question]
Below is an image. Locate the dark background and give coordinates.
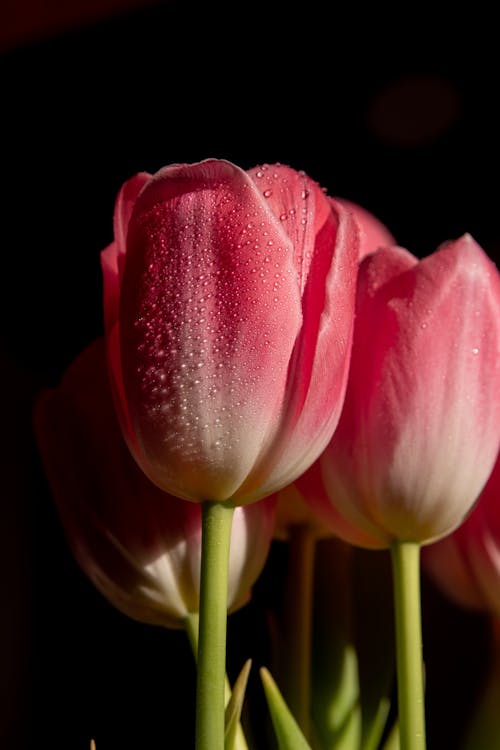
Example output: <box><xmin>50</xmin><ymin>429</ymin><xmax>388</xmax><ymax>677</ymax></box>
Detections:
<box><xmin>0</xmin><ymin>1</ymin><xmax>498</xmax><ymax>748</ymax></box>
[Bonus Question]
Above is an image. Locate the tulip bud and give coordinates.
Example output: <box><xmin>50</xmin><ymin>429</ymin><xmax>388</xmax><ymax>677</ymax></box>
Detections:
<box><xmin>34</xmin><ymin>339</ymin><xmax>277</xmax><ymax>628</ymax></box>
<box><xmin>303</xmin><ymin>235</ymin><xmax>500</xmax><ymax>547</ymax></box>
<box><xmin>422</xmin><ymin>452</ymin><xmax>500</xmax><ymax>615</ymax></box>
<box><xmin>101</xmin><ymin>160</ymin><xmax>359</xmax><ymax>505</ymax></box>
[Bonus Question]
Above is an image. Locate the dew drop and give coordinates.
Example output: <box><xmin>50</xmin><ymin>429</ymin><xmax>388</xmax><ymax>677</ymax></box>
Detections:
<box><xmin>263</xmin><ymin>189</ymin><xmax>273</xmax><ymax>198</ymax></box>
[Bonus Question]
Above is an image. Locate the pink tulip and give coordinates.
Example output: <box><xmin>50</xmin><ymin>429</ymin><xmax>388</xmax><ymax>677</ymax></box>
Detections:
<box><xmin>101</xmin><ymin>159</ymin><xmax>359</xmax><ymax>505</ymax></box>
<box><xmin>303</xmin><ymin>234</ymin><xmax>500</xmax><ymax>548</ymax></box>
<box><xmin>422</xmin><ymin>452</ymin><xmax>500</xmax><ymax>615</ymax></box>
<box><xmin>34</xmin><ymin>339</ymin><xmax>277</xmax><ymax>628</ymax></box>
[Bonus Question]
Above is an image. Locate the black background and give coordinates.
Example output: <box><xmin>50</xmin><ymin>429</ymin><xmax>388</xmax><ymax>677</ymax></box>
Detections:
<box><xmin>1</xmin><ymin>2</ymin><xmax>498</xmax><ymax>748</ymax></box>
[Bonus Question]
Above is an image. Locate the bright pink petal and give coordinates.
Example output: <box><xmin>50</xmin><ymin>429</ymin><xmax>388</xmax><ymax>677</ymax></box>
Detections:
<box><xmin>119</xmin><ymin>160</ymin><xmax>302</xmax><ymax>501</ymax></box>
<box><xmin>236</xmin><ymin>197</ymin><xmax>359</xmax><ymax>501</ymax></box>
<box><xmin>246</xmin><ymin>163</ymin><xmax>332</xmax><ymax>296</ymax></box>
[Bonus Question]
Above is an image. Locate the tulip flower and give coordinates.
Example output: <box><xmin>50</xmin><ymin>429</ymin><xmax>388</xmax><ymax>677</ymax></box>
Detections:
<box><xmin>307</xmin><ymin>235</ymin><xmax>500</xmax><ymax>548</ymax></box>
<box><xmin>33</xmin><ymin>338</ymin><xmax>277</xmax><ymax>628</ymax></box>
<box><xmin>422</xmin><ymin>451</ymin><xmax>500</xmax><ymax>617</ymax></box>
<box><xmin>300</xmin><ymin>234</ymin><xmax>500</xmax><ymax>750</ymax></box>
<box><xmin>101</xmin><ymin>159</ymin><xmax>359</xmax><ymax>506</ymax></box>
<box><xmin>101</xmin><ymin>158</ymin><xmax>361</xmax><ymax>750</ymax></box>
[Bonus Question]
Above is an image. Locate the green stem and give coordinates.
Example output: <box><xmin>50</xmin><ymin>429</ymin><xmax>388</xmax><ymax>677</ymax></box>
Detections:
<box><xmin>195</xmin><ymin>501</ymin><xmax>235</xmax><ymax>750</ymax></box>
<box><xmin>285</xmin><ymin>524</ymin><xmax>316</xmax><ymax>741</ymax></box>
<box><xmin>185</xmin><ymin>611</ymin><xmax>249</xmax><ymax>750</ymax></box>
<box><xmin>390</xmin><ymin>541</ymin><xmax>426</xmax><ymax>750</ymax></box>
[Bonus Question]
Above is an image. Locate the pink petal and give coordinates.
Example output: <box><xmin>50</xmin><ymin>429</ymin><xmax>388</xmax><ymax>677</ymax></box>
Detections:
<box><xmin>293</xmin><ymin>461</ymin><xmax>384</xmax><ymax>548</ymax></box>
<box><xmin>119</xmin><ymin>160</ymin><xmax>303</xmax><ymax>501</ymax></box>
<box><xmin>334</xmin><ymin>198</ymin><xmax>395</xmax><ymax>259</ymax></box>
<box><xmin>236</xmin><ymin>197</ymin><xmax>359</xmax><ymax>500</ymax></box>
<box><xmin>114</xmin><ymin>172</ymin><xmax>151</xmax><ymax>279</ymax></box>
<box><xmin>101</xmin><ymin>172</ymin><xmax>150</xmax><ymax>337</ymax></box>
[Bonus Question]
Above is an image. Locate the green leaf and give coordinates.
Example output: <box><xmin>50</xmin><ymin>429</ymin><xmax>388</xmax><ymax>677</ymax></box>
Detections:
<box><xmin>381</xmin><ymin>720</ymin><xmax>400</xmax><ymax>750</ymax></box>
<box><xmin>260</xmin><ymin>667</ymin><xmax>313</xmax><ymax>750</ymax></box>
<box><xmin>225</xmin><ymin>659</ymin><xmax>252</xmax><ymax>750</ymax></box>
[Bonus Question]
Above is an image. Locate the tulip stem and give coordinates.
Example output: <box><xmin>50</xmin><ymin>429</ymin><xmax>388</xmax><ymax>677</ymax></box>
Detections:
<box><xmin>195</xmin><ymin>501</ymin><xmax>235</xmax><ymax>750</ymax></box>
<box><xmin>390</xmin><ymin>541</ymin><xmax>426</xmax><ymax>750</ymax></box>
<box><xmin>285</xmin><ymin>524</ymin><xmax>316</xmax><ymax>741</ymax></box>
<box><xmin>185</xmin><ymin>611</ymin><xmax>250</xmax><ymax>750</ymax></box>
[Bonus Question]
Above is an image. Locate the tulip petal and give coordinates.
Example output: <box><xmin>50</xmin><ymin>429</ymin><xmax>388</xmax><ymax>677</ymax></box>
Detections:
<box><xmin>334</xmin><ymin>198</ymin><xmax>396</xmax><ymax>260</ymax></box>
<box><xmin>422</xmin><ymin>535</ymin><xmax>486</xmax><ymax>610</ymax></box>
<box><xmin>237</xmin><ymin>198</ymin><xmax>359</xmax><ymax>501</ymax></box>
<box><xmin>102</xmin><ymin>173</ymin><xmax>151</xmax><ymax>335</ymax></box>
<box><xmin>119</xmin><ymin>160</ymin><xmax>303</xmax><ymax>501</ymax></box>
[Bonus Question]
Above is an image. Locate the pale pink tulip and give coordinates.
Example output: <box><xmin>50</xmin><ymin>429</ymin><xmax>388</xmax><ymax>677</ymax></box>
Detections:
<box><xmin>101</xmin><ymin>160</ymin><xmax>359</xmax><ymax>505</ymax></box>
<box><xmin>304</xmin><ymin>235</ymin><xmax>500</xmax><ymax>548</ymax></box>
<box><xmin>34</xmin><ymin>339</ymin><xmax>277</xmax><ymax>628</ymax></box>
<box><xmin>423</xmin><ymin>452</ymin><xmax>500</xmax><ymax>615</ymax></box>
